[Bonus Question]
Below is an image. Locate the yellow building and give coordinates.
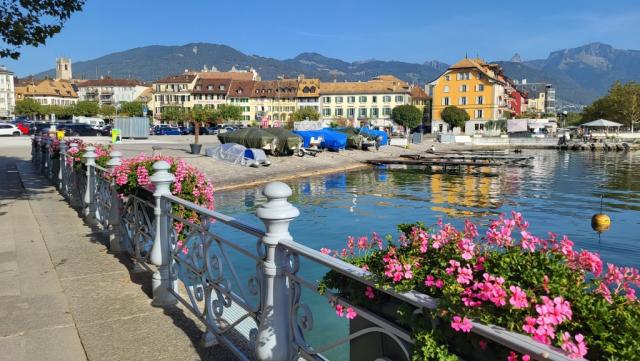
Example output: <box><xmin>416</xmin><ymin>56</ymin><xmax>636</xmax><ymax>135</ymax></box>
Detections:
<box><xmin>15</xmin><ymin>79</ymin><xmax>78</xmax><ymax>107</ymax></box>
<box><xmin>429</xmin><ymin>58</ymin><xmax>512</xmax><ymax>133</ymax></box>
<box><xmin>251</xmin><ymin>79</ymin><xmax>299</xmax><ymax>126</ymax></box>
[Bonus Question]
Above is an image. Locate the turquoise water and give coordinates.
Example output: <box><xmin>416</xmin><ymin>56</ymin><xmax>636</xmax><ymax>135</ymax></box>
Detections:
<box><xmin>211</xmin><ymin>149</ymin><xmax>640</xmax><ymax>358</ymax></box>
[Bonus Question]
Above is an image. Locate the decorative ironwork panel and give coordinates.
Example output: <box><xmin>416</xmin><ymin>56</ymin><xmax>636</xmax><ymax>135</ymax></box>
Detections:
<box><xmin>120</xmin><ymin>193</ymin><xmax>155</xmax><ymax>266</ymax></box>
<box><xmin>166</xmin><ymin>197</ymin><xmax>263</xmax><ymax>361</ymax></box>
<box><xmin>94</xmin><ymin>167</ymin><xmax>112</xmax><ymax>230</ymax></box>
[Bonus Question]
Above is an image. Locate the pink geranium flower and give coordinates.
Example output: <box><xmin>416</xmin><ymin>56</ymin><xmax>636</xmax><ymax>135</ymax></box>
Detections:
<box><xmin>450</xmin><ymin>315</ymin><xmax>473</xmax><ymax>333</ymax></box>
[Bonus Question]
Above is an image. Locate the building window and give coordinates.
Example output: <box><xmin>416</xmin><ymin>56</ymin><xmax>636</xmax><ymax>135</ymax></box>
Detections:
<box><xmin>372</xmin><ymin>96</ymin><xmax>377</xmax><ymax>103</ymax></box>
<box><xmin>371</xmin><ymin>108</ymin><xmax>379</xmax><ymax>117</ymax></box>
<box><xmin>442</xmin><ymin>97</ymin><xmax>450</xmax><ymax>106</ymax></box>
<box><xmin>476</xmin><ymin>96</ymin><xmax>484</xmax><ymax>105</ymax></box>
<box><xmin>383</xmin><ymin>95</ymin><xmax>391</xmax><ymax>103</ymax></box>
<box><xmin>395</xmin><ymin>95</ymin><xmax>404</xmax><ymax>102</ymax></box>
<box><xmin>359</xmin><ymin>96</ymin><xmax>367</xmax><ymax>103</ymax></box>
<box><xmin>335</xmin><ymin>96</ymin><xmax>343</xmax><ymax>103</ymax></box>
<box><xmin>219</xmin><ymin>85</ymin><xmax>225</xmax><ymax>90</ymax></box>
<box><xmin>382</xmin><ymin>107</ymin><xmax>391</xmax><ymax>116</ymax></box>
<box><xmin>460</xmin><ymin>84</ymin><xmax>467</xmax><ymax>92</ymax></box>
<box><xmin>323</xmin><ymin>96</ymin><xmax>331</xmax><ymax>103</ymax></box>
<box><xmin>475</xmin><ymin>109</ymin><xmax>483</xmax><ymax>118</ymax></box>
<box><xmin>459</xmin><ymin>96</ymin><xmax>467</xmax><ymax>105</ymax></box>
<box><xmin>322</xmin><ymin>108</ymin><xmax>331</xmax><ymax>116</ymax></box>
<box><xmin>474</xmin><ymin>123</ymin><xmax>484</xmax><ymax>131</ymax></box>
<box><xmin>443</xmin><ymin>85</ymin><xmax>449</xmax><ymax>93</ymax></box>
<box><xmin>444</xmin><ymin>75</ymin><xmax>450</xmax><ymax>81</ymax></box>
<box><xmin>476</xmin><ymin>84</ymin><xmax>484</xmax><ymax>91</ymax></box>
<box><xmin>358</xmin><ymin>108</ymin><xmax>367</xmax><ymax>117</ymax></box>
<box><xmin>347</xmin><ymin>108</ymin><xmax>355</xmax><ymax>117</ymax></box>
<box><xmin>347</xmin><ymin>96</ymin><xmax>356</xmax><ymax>103</ymax></box>
<box><xmin>335</xmin><ymin>108</ymin><xmax>343</xmax><ymax>116</ymax></box>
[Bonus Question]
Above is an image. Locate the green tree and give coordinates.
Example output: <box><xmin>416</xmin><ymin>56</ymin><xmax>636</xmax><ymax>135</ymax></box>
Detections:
<box><xmin>441</xmin><ymin>105</ymin><xmax>469</xmax><ymax>129</ymax></box>
<box><xmin>215</xmin><ymin>104</ymin><xmax>242</xmax><ymax>122</ymax></box>
<box><xmin>100</xmin><ymin>104</ymin><xmax>116</xmax><ymax>119</ymax></box>
<box><xmin>582</xmin><ymin>81</ymin><xmax>640</xmax><ymax>131</ymax></box>
<box><xmin>14</xmin><ymin>98</ymin><xmax>42</xmax><ymax>118</ymax></box>
<box><xmin>43</xmin><ymin>104</ymin><xmax>73</xmax><ymax>119</ymax></box>
<box><xmin>191</xmin><ymin>106</ymin><xmax>215</xmax><ymax>144</ymax></box>
<box><xmin>391</xmin><ymin>104</ymin><xmax>422</xmax><ymax>129</ymax></box>
<box><xmin>118</xmin><ymin>101</ymin><xmax>145</xmax><ymax>117</ymax></box>
<box><xmin>0</xmin><ymin>0</ymin><xmax>85</xmax><ymax>59</ymax></box>
<box><xmin>72</xmin><ymin>101</ymin><xmax>99</xmax><ymax>116</ymax></box>
<box><xmin>292</xmin><ymin>107</ymin><xmax>320</xmax><ymax>121</ymax></box>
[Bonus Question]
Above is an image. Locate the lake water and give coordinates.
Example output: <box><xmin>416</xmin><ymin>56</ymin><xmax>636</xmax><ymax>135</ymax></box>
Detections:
<box><xmin>211</xmin><ymin>149</ymin><xmax>640</xmax><ymax>359</ymax></box>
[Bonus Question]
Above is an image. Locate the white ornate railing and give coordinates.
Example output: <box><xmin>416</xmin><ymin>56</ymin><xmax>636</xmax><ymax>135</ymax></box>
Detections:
<box><xmin>30</xmin><ymin>136</ymin><xmax>582</xmax><ymax>361</ymax></box>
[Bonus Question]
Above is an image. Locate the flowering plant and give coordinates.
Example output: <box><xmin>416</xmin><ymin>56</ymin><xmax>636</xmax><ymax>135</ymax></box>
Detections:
<box><xmin>319</xmin><ymin>213</ymin><xmax>640</xmax><ymax>360</ymax></box>
<box><xmin>113</xmin><ymin>153</ymin><xmax>215</xmax><ymax>245</ymax></box>
<box><xmin>62</xmin><ymin>139</ymin><xmax>111</xmax><ymax>169</ymax></box>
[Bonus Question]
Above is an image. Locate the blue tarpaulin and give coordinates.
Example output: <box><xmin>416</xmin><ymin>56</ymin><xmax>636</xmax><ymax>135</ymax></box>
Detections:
<box><xmin>359</xmin><ymin>127</ymin><xmax>388</xmax><ymax>145</ymax></box>
<box><xmin>293</xmin><ymin>129</ymin><xmax>347</xmax><ymax>151</ymax></box>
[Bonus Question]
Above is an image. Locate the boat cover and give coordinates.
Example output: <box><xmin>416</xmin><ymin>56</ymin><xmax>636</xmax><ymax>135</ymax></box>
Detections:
<box><xmin>293</xmin><ymin>129</ymin><xmax>347</xmax><ymax>151</ymax></box>
<box><xmin>205</xmin><ymin>143</ymin><xmax>249</xmax><ymax>165</ymax></box>
<box><xmin>263</xmin><ymin>128</ymin><xmax>303</xmax><ymax>153</ymax></box>
<box><xmin>359</xmin><ymin>127</ymin><xmax>388</xmax><ymax>145</ymax></box>
<box><xmin>218</xmin><ymin>128</ymin><xmax>275</xmax><ymax>151</ymax></box>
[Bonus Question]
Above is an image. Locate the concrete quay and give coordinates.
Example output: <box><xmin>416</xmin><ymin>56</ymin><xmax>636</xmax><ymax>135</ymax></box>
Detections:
<box><xmin>0</xmin><ymin>146</ymin><xmax>237</xmax><ymax>360</ymax></box>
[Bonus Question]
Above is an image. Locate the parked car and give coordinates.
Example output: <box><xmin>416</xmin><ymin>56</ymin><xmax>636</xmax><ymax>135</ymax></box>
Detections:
<box><xmin>0</xmin><ymin>123</ymin><xmax>22</xmax><ymax>136</ymax></box>
<box><xmin>30</xmin><ymin>122</ymin><xmax>54</xmax><ymax>135</ymax></box>
<box><xmin>412</xmin><ymin>124</ymin><xmax>432</xmax><ymax>134</ymax></box>
<box><xmin>58</xmin><ymin>123</ymin><xmax>105</xmax><ymax>136</ymax></box>
<box><xmin>153</xmin><ymin>125</ymin><xmax>181</xmax><ymax>135</ymax></box>
<box><xmin>13</xmin><ymin>121</ymin><xmax>31</xmax><ymax>135</ymax></box>
<box><xmin>179</xmin><ymin>126</ymin><xmax>190</xmax><ymax>135</ymax></box>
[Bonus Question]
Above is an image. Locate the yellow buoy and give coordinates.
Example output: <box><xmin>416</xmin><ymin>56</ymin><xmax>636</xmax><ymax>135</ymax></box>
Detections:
<box><xmin>591</xmin><ymin>195</ymin><xmax>611</xmax><ymax>233</ymax></box>
<box><xmin>591</xmin><ymin>213</ymin><xmax>611</xmax><ymax>233</ymax></box>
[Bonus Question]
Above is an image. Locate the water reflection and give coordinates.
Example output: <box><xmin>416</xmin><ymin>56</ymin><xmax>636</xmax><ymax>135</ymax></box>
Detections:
<box><xmin>215</xmin><ymin>150</ymin><xmax>640</xmax><ymax>268</ymax></box>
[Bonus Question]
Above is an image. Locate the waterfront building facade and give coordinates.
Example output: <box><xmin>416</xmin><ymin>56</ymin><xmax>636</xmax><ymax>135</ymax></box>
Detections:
<box><xmin>76</xmin><ymin>77</ymin><xmax>147</xmax><ymax>105</ymax></box>
<box><xmin>515</xmin><ymin>81</ymin><xmax>556</xmax><ymax>114</ymax></box>
<box><xmin>228</xmin><ymin>80</ymin><xmax>255</xmax><ymax>122</ymax></box>
<box><xmin>152</xmin><ymin>73</ymin><xmax>197</xmax><ymax>118</ymax></box>
<box><xmin>0</xmin><ymin>65</ymin><xmax>15</xmax><ymax>120</ymax></box>
<box><xmin>319</xmin><ymin>75</ymin><xmax>412</xmax><ymax>127</ymax></box>
<box><xmin>429</xmin><ymin>58</ymin><xmax>514</xmax><ymax>134</ymax></box>
<box><xmin>15</xmin><ymin>79</ymin><xmax>78</xmax><ymax>107</ymax></box>
<box><xmin>296</xmin><ymin>77</ymin><xmax>320</xmax><ymax>112</ymax></box>
<box><xmin>251</xmin><ymin>79</ymin><xmax>299</xmax><ymax>126</ymax></box>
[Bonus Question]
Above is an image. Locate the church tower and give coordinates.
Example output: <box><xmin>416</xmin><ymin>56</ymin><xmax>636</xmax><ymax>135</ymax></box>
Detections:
<box><xmin>56</xmin><ymin>58</ymin><xmax>72</xmax><ymax>80</ymax></box>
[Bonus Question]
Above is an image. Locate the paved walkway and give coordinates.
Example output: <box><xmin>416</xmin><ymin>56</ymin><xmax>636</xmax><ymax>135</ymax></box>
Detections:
<box><xmin>0</xmin><ymin>155</ymin><xmax>237</xmax><ymax>361</ymax></box>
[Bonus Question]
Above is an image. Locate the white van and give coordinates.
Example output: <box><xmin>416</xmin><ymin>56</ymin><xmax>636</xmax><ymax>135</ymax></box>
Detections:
<box><xmin>72</xmin><ymin>116</ymin><xmax>106</xmax><ymax>130</ymax></box>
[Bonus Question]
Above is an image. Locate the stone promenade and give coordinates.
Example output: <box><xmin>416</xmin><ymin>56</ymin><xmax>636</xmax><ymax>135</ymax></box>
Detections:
<box><xmin>0</xmin><ymin>150</ymin><xmax>236</xmax><ymax>360</ymax></box>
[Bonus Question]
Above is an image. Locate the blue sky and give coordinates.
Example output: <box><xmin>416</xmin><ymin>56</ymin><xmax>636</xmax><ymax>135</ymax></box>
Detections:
<box><xmin>3</xmin><ymin>0</ymin><xmax>640</xmax><ymax>76</ymax></box>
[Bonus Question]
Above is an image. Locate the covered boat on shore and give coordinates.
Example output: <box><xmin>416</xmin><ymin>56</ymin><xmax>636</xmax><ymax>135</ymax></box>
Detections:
<box><xmin>218</xmin><ymin>127</ymin><xmax>301</xmax><ymax>156</ymax></box>
<box><xmin>293</xmin><ymin>129</ymin><xmax>348</xmax><ymax>151</ymax></box>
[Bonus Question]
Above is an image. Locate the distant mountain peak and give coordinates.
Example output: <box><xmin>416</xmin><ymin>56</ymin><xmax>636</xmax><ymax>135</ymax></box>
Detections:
<box><xmin>510</xmin><ymin>53</ymin><xmax>523</xmax><ymax>63</ymax></box>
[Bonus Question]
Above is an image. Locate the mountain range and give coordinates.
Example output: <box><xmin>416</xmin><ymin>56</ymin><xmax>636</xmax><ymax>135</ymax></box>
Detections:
<box><xmin>33</xmin><ymin>42</ymin><xmax>640</xmax><ymax>106</ymax></box>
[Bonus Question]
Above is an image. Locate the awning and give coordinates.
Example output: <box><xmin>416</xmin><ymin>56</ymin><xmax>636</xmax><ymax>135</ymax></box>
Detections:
<box><xmin>580</xmin><ymin>119</ymin><xmax>623</xmax><ymax>127</ymax></box>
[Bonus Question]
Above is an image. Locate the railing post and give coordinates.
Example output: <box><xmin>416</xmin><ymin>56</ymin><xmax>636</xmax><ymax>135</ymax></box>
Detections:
<box><xmin>149</xmin><ymin>160</ymin><xmax>177</xmax><ymax>307</ymax></box>
<box><xmin>40</xmin><ymin>138</ymin><xmax>47</xmax><ymax>174</ymax></box>
<box><xmin>31</xmin><ymin>136</ymin><xmax>38</xmax><ymax>163</ymax></box>
<box><xmin>106</xmin><ymin>151</ymin><xmax>123</xmax><ymax>253</ymax></box>
<box><xmin>68</xmin><ymin>143</ymin><xmax>82</xmax><ymax>208</ymax></box>
<box><xmin>255</xmin><ymin>182</ymin><xmax>300</xmax><ymax>361</ymax></box>
<box><xmin>83</xmin><ymin>146</ymin><xmax>98</xmax><ymax>224</ymax></box>
<box><xmin>58</xmin><ymin>141</ymin><xmax>66</xmax><ymax>193</ymax></box>
<box><xmin>46</xmin><ymin>138</ymin><xmax>54</xmax><ymax>181</ymax></box>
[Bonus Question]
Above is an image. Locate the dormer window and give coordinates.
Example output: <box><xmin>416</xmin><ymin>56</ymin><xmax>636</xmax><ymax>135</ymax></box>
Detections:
<box><xmin>303</xmin><ymin>87</ymin><xmax>310</xmax><ymax>93</ymax></box>
<box><xmin>237</xmin><ymin>89</ymin><xmax>242</xmax><ymax>94</ymax></box>
<box><xmin>310</xmin><ymin>86</ymin><xmax>316</xmax><ymax>92</ymax></box>
<box><xmin>196</xmin><ymin>85</ymin><xmax>201</xmax><ymax>90</ymax></box>
<box><xmin>207</xmin><ymin>85</ymin><xmax>213</xmax><ymax>90</ymax></box>
<box><xmin>219</xmin><ymin>85</ymin><xmax>225</xmax><ymax>90</ymax></box>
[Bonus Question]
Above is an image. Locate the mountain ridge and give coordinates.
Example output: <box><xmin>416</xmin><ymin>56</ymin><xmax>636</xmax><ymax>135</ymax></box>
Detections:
<box><xmin>31</xmin><ymin>42</ymin><xmax>640</xmax><ymax>106</ymax></box>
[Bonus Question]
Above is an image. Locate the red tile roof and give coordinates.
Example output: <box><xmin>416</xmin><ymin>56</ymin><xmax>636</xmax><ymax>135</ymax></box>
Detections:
<box><xmin>76</xmin><ymin>77</ymin><xmax>142</xmax><ymax>87</ymax></box>
<box><xmin>192</xmin><ymin>78</ymin><xmax>232</xmax><ymax>94</ymax></box>
<box><xmin>154</xmin><ymin>74</ymin><xmax>196</xmax><ymax>84</ymax></box>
